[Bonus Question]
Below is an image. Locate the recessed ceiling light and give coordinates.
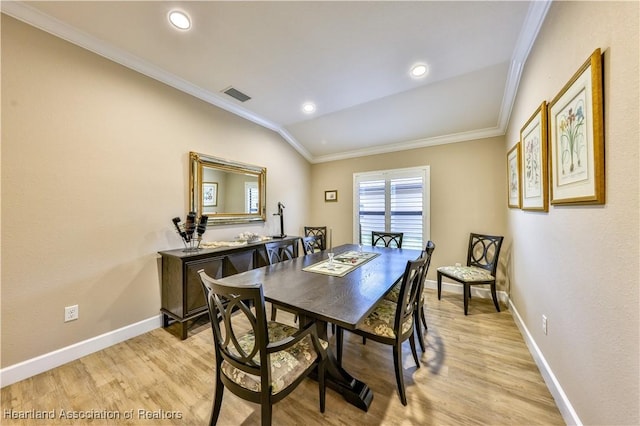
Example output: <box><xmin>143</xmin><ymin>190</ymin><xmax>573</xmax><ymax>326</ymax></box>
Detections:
<box><xmin>169</xmin><ymin>10</ymin><xmax>191</xmax><ymax>30</ymax></box>
<box><xmin>302</xmin><ymin>102</ymin><xmax>316</xmax><ymax>114</ymax></box>
<box><xmin>410</xmin><ymin>64</ymin><xmax>429</xmax><ymax>78</ymax></box>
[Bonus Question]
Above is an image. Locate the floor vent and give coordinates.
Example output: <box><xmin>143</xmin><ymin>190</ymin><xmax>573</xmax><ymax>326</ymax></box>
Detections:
<box><xmin>222</xmin><ymin>87</ymin><xmax>251</xmax><ymax>102</ymax></box>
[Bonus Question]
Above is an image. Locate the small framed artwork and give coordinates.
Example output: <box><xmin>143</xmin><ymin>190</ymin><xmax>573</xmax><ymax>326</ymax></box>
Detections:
<box><xmin>520</xmin><ymin>101</ymin><xmax>549</xmax><ymax>212</ymax></box>
<box><xmin>507</xmin><ymin>142</ymin><xmax>521</xmax><ymax>208</ymax></box>
<box><xmin>202</xmin><ymin>182</ymin><xmax>218</xmax><ymax>207</ymax></box>
<box><xmin>324</xmin><ymin>190</ymin><xmax>338</xmax><ymax>202</ymax></box>
<box><xmin>548</xmin><ymin>48</ymin><xmax>605</xmax><ymax>205</ymax></box>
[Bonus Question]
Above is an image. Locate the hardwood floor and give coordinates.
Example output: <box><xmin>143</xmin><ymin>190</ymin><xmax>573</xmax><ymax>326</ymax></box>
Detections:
<box><xmin>1</xmin><ymin>289</ymin><xmax>564</xmax><ymax>425</ymax></box>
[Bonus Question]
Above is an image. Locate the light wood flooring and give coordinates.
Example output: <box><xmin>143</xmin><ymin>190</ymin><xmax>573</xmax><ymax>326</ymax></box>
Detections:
<box><xmin>1</xmin><ymin>289</ymin><xmax>564</xmax><ymax>425</ymax></box>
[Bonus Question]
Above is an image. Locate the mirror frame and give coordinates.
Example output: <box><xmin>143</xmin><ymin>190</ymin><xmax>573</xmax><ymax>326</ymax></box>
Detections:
<box><xmin>189</xmin><ymin>152</ymin><xmax>267</xmax><ymax>225</ymax></box>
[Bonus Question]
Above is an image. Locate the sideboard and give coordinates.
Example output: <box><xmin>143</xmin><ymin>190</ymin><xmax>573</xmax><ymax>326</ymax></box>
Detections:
<box><xmin>158</xmin><ymin>236</ymin><xmax>300</xmax><ymax>339</ymax></box>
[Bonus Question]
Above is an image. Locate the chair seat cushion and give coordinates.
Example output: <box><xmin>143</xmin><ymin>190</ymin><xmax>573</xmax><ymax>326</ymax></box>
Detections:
<box><xmin>437</xmin><ymin>265</ymin><xmax>495</xmax><ymax>282</ymax></box>
<box><xmin>357</xmin><ymin>299</ymin><xmax>413</xmax><ymax>338</ymax></box>
<box><xmin>222</xmin><ymin>321</ymin><xmax>328</xmax><ymax>395</ymax></box>
<box><xmin>384</xmin><ymin>282</ymin><xmax>401</xmax><ymax>303</ymax></box>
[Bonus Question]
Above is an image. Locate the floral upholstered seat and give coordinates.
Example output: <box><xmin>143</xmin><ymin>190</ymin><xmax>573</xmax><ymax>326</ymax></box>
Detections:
<box><xmin>436</xmin><ymin>265</ymin><xmax>494</xmax><ymax>282</ymax></box>
<box><xmin>222</xmin><ymin>321</ymin><xmax>329</xmax><ymax>394</ymax></box>
<box><xmin>357</xmin><ymin>299</ymin><xmax>413</xmax><ymax>338</ymax></box>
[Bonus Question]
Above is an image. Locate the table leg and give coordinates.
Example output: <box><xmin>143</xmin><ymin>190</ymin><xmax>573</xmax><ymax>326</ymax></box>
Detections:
<box><xmin>303</xmin><ymin>316</ymin><xmax>373</xmax><ymax>412</ymax></box>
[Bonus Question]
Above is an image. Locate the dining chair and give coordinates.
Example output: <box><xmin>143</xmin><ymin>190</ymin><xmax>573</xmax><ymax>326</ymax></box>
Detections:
<box><xmin>198</xmin><ymin>270</ymin><xmax>328</xmax><ymax>426</ymax></box>
<box><xmin>371</xmin><ymin>231</ymin><xmax>404</xmax><ymax>248</ymax></box>
<box><xmin>304</xmin><ymin>226</ymin><xmax>327</xmax><ymax>250</ymax></box>
<box><xmin>264</xmin><ymin>240</ymin><xmax>298</xmax><ymax>321</ymax></box>
<box><xmin>335</xmin><ymin>257</ymin><xmax>425</xmax><ymax>406</ymax></box>
<box><xmin>301</xmin><ymin>235</ymin><xmax>323</xmax><ymax>255</ymax></box>
<box><xmin>437</xmin><ymin>233</ymin><xmax>504</xmax><ymax>315</ymax></box>
<box><xmin>385</xmin><ymin>241</ymin><xmax>435</xmax><ymax>352</ymax></box>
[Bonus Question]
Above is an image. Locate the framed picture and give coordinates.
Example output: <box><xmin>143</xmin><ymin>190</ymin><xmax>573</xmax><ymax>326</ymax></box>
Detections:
<box><xmin>507</xmin><ymin>142</ymin><xmax>521</xmax><ymax>208</ymax></box>
<box><xmin>202</xmin><ymin>182</ymin><xmax>218</xmax><ymax>207</ymax></box>
<box><xmin>324</xmin><ymin>190</ymin><xmax>338</xmax><ymax>202</ymax></box>
<box><xmin>548</xmin><ymin>48</ymin><xmax>605</xmax><ymax>205</ymax></box>
<box><xmin>520</xmin><ymin>102</ymin><xmax>548</xmax><ymax>212</ymax></box>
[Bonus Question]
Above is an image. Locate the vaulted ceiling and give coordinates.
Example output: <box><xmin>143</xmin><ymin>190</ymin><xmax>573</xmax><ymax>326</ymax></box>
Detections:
<box><xmin>2</xmin><ymin>1</ymin><xmax>551</xmax><ymax>163</ymax></box>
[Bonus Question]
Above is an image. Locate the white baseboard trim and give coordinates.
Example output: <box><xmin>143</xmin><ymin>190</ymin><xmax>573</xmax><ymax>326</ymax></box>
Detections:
<box><xmin>0</xmin><ymin>315</ymin><xmax>162</xmax><ymax>388</ymax></box>
<box><xmin>508</xmin><ymin>299</ymin><xmax>582</xmax><ymax>425</ymax></box>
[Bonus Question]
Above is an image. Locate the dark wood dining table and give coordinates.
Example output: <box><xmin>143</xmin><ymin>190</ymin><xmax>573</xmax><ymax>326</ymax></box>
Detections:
<box><xmin>217</xmin><ymin>243</ymin><xmax>424</xmax><ymax>411</ymax></box>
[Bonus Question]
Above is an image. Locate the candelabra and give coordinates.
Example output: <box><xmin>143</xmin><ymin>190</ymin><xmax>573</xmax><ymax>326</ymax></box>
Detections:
<box><xmin>172</xmin><ymin>212</ymin><xmax>208</xmax><ymax>251</ymax></box>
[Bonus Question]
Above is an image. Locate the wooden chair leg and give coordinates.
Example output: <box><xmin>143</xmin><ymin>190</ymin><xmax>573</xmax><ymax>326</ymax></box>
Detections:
<box><xmin>490</xmin><ymin>282</ymin><xmax>500</xmax><ymax>312</ymax></box>
<box><xmin>210</xmin><ymin>371</ymin><xmax>224</xmax><ymax>426</ymax></box>
<box><xmin>463</xmin><ymin>283</ymin><xmax>470</xmax><ymax>315</ymax></box>
<box><xmin>270</xmin><ymin>305</ymin><xmax>277</xmax><ymax>321</ymax></box>
<box><xmin>409</xmin><ymin>334</ymin><xmax>420</xmax><ymax>368</ymax></box>
<box><xmin>318</xmin><ymin>360</ymin><xmax>326</xmax><ymax>413</ymax></box>
<box><xmin>414</xmin><ymin>310</ymin><xmax>426</xmax><ymax>352</ymax></box>
<box><xmin>437</xmin><ymin>272</ymin><xmax>443</xmax><ymax>299</ymax></box>
<box><xmin>261</xmin><ymin>401</ymin><xmax>272</xmax><ymax>426</ymax></box>
<box><xmin>362</xmin><ymin>336</ymin><xmax>367</xmax><ymax>345</ymax></box>
<box><xmin>393</xmin><ymin>344</ymin><xmax>407</xmax><ymax>406</ymax></box>
<box><xmin>420</xmin><ymin>304</ymin><xmax>428</xmax><ymax>330</ymax></box>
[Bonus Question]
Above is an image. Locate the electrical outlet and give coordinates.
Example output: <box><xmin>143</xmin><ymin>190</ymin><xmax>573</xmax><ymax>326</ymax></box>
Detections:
<box><xmin>65</xmin><ymin>305</ymin><xmax>79</xmax><ymax>322</ymax></box>
<box><xmin>542</xmin><ymin>315</ymin><xmax>548</xmax><ymax>335</ymax></box>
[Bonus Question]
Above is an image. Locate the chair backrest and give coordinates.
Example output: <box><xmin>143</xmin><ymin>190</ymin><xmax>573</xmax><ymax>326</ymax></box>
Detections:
<box><xmin>417</xmin><ymin>240</ymin><xmax>436</xmax><ymax>295</ymax></box>
<box><xmin>394</xmin><ymin>258</ymin><xmax>425</xmax><ymax>338</ymax></box>
<box><xmin>265</xmin><ymin>240</ymin><xmax>297</xmax><ymax>265</ymax></box>
<box><xmin>372</xmin><ymin>231</ymin><xmax>404</xmax><ymax>248</ymax></box>
<box><xmin>198</xmin><ymin>270</ymin><xmax>270</xmax><ymax>385</ymax></box>
<box><xmin>466</xmin><ymin>233</ymin><xmax>504</xmax><ymax>276</ymax></box>
<box><xmin>301</xmin><ymin>235</ymin><xmax>322</xmax><ymax>255</ymax></box>
<box><xmin>304</xmin><ymin>226</ymin><xmax>327</xmax><ymax>250</ymax></box>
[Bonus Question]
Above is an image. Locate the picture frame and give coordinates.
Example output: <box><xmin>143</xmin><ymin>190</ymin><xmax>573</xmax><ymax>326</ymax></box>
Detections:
<box><xmin>520</xmin><ymin>101</ymin><xmax>548</xmax><ymax>212</ymax></box>
<box><xmin>548</xmin><ymin>48</ymin><xmax>605</xmax><ymax>205</ymax></box>
<box><xmin>202</xmin><ymin>182</ymin><xmax>218</xmax><ymax>207</ymax></box>
<box><xmin>507</xmin><ymin>142</ymin><xmax>521</xmax><ymax>209</ymax></box>
<box><xmin>324</xmin><ymin>190</ymin><xmax>338</xmax><ymax>202</ymax></box>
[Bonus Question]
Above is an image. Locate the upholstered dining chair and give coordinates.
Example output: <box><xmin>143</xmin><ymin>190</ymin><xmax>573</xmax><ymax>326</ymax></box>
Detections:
<box><xmin>198</xmin><ymin>270</ymin><xmax>328</xmax><ymax>426</ymax></box>
<box><xmin>437</xmin><ymin>233</ymin><xmax>504</xmax><ymax>315</ymax></box>
<box><xmin>304</xmin><ymin>226</ymin><xmax>327</xmax><ymax>250</ymax></box>
<box><xmin>301</xmin><ymin>235</ymin><xmax>323</xmax><ymax>256</ymax></box>
<box><xmin>385</xmin><ymin>241</ymin><xmax>435</xmax><ymax>352</ymax></box>
<box><xmin>335</xmin><ymin>257</ymin><xmax>425</xmax><ymax>406</ymax></box>
<box><xmin>264</xmin><ymin>240</ymin><xmax>298</xmax><ymax>321</ymax></box>
<box><xmin>371</xmin><ymin>231</ymin><xmax>404</xmax><ymax>248</ymax></box>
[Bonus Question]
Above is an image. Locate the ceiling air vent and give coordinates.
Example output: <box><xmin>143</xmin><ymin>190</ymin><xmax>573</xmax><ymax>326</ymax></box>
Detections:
<box><xmin>222</xmin><ymin>87</ymin><xmax>251</xmax><ymax>102</ymax></box>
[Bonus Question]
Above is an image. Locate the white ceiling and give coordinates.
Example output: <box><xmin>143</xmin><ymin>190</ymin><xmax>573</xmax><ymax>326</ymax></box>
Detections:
<box><xmin>2</xmin><ymin>1</ymin><xmax>551</xmax><ymax>163</ymax></box>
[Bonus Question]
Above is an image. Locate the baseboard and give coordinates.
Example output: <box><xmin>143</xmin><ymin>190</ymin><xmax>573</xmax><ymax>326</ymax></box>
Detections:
<box><xmin>0</xmin><ymin>315</ymin><xmax>162</xmax><ymax>388</ymax></box>
<box><xmin>508</xmin><ymin>300</ymin><xmax>582</xmax><ymax>425</ymax></box>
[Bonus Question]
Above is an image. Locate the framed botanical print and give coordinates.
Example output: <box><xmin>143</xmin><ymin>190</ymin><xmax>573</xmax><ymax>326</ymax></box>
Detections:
<box><xmin>520</xmin><ymin>102</ymin><xmax>549</xmax><ymax>212</ymax></box>
<box><xmin>202</xmin><ymin>182</ymin><xmax>218</xmax><ymax>207</ymax></box>
<box><xmin>548</xmin><ymin>48</ymin><xmax>605</xmax><ymax>205</ymax></box>
<box><xmin>507</xmin><ymin>142</ymin><xmax>521</xmax><ymax>208</ymax></box>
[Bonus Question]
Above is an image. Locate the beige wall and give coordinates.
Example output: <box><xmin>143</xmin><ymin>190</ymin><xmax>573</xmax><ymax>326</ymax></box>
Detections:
<box><xmin>0</xmin><ymin>16</ymin><xmax>311</xmax><ymax>367</ymax></box>
<box><xmin>310</xmin><ymin>136</ymin><xmax>507</xmax><ymax>283</ymax></box>
<box><xmin>505</xmin><ymin>2</ymin><xmax>639</xmax><ymax>424</ymax></box>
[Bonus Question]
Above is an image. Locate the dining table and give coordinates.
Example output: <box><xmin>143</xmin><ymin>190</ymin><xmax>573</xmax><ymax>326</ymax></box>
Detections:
<box><xmin>216</xmin><ymin>243</ymin><xmax>424</xmax><ymax>411</ymax></box>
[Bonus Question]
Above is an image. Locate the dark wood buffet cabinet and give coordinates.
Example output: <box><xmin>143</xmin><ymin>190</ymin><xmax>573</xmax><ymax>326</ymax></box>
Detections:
<box><xmin>158</xmin><ymin>236</ymin><xmax>300</xmax><ymax>339</ymax></box>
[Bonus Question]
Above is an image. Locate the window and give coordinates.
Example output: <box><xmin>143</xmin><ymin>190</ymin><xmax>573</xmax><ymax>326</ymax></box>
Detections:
<box><xmin>245</xmin><ymin>182</ymin><xmax>259</xmax><ymax>214</ymax></box>
<box><xmin>353</xmin><ymin>166</ymin><xmax>430</xmax><ymax>250</ymax></box>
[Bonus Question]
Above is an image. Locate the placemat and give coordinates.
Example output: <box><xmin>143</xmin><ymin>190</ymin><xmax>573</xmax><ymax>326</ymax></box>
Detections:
<box><xmin>302</xmin><ymin>251</ymin><xmax>379</xmax><ymax>277</ymax></box>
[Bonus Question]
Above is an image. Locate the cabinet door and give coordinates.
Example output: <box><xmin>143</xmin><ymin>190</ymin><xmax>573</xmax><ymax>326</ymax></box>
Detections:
<box><xmin>223</xmin><ymin>249</ymin><xmax>255</xmax><ymax>276</ymax></box>
<box><xmin>185</xmin><ymin>257</ymin><xmax>224</xmax><ymax>316</ymax></box>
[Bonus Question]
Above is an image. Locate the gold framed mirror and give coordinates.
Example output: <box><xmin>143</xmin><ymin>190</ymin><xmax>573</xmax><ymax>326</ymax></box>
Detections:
<box><xmin>189</xmin><ymin>152</ymin><xmax>266</xmax><ymax>225</ymax></box>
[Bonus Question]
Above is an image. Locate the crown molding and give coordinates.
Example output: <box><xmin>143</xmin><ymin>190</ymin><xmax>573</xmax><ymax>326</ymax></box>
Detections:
<box><xmin>2</xmin><ymin>0</ymin><xmax>549</xmax><ymax>165</ymax></box>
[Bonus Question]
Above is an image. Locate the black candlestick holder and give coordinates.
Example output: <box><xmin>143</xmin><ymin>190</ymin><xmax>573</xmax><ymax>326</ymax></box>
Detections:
<box><xmin>172</xmin><ymin>213</ymin><xmax>208</xmax><ymax>251</ymax></box>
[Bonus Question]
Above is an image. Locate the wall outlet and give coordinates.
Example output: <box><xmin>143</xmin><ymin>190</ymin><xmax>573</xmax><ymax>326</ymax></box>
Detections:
<box><xmin>542</xmin><ymin>314</ymin><xmax>548</xmax><ymax>335</ymax></box>
<box><xmin>65</xmin><ymin>305</ymin><xmax>79</xmax><ymax>322</ymax></box>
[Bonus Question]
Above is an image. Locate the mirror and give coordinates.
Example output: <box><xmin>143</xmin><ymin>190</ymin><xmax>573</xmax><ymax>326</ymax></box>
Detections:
<box><xmin>189</xmin><ymin>152</ymin><xmax>266</xmax><ymax>225</ymax></box>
